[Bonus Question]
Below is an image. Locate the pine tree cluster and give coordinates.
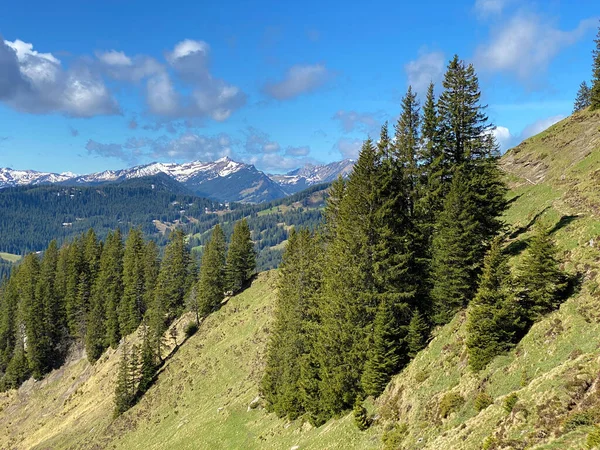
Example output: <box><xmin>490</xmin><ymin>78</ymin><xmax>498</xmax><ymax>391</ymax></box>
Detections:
<box><xmin>0</xmin><ymin>219</ymin><xmax>255</xmax><ymax>394</ymax></box>
<box><xmin>261</xmin><ymin>55</ymin><xmax>508</xmax><ymax>426</ymax></box>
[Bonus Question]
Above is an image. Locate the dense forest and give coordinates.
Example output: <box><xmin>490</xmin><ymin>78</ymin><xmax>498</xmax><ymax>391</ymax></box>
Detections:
<box><xmin>0</xmin><ymin>219</ymin><xmax>256</xmax><ymax>402</ymax></box>
<box><xmin>259</xmin><ymin>55</ymin><xmax>571</xmax><ymax>427</ymax></box>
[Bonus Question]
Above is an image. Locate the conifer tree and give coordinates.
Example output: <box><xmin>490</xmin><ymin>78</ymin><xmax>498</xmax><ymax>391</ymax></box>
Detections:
<box><xmin>261</xmin><ymin>229</ymin><xmax>323</xmax><ymax>419</ymax></box>
<box><xmin>466</xmin><ymin>237</ymin><xmax>523</xmax><ymax>371</ymax></box>
<box><xmin>516</xmin><ymin>226</ymin><xmax>567</xmax><ymax>321</ymax></box>
<box><xmin>226</xmin><ymin>219</ymin><xmax>256</xmax><ymax>293</ymax></box>
<box><xmin>406</xmin><ymin>310</ymin><xmax>429</xmax><ymax>358</ymax></box>
<box><xmin>101</xmin><ymin>229</ymin><xmax>124</xmax><ymax>348</ymax></box>
<box><xmin>361</xmin><ymin>298</ymin><xmax>400</xmax><ymax>397</ymax></box>
<box><xmin>197</xmin><ymin>224</ymin><xmax>227</xmax><ymax>316</ymax></box>
<box><xmin>120</xmin><ymin>228</ymin><xmax>147</xmax><ymax>335</ymax></box>
<box><xmin>65</xmin><ymin>237</ymin><xmax>85</xmax><ymax>336</ymax></box>
<box><xmin>591</xmin><ymin>23</ymin><xmax>600</xmax><ymax>110</ymax></box>
<box><xmin>574</xmin><ymin>81</ymin><xmax>592</xmax><ymax>112</ymax></box>
<box><xmin>430</xmin><ymin>170</ymin><xmax>480</xmax><ymax>324</ymax></box>
<box><xmin>114</xmin><ymin>341</ymin><xmax>135</xmax><ymax>417</ymax></box>
<box><xmin>137</xmin><ymin>324</ymin><xmax>157</xmax><ymax>396</ymax></box>
<box><xmin>36</xmin><ymin>240</ymin><xmax>63</xmax><ymax>356</ymax></box>
<box><xmin>353</xmin><ymin>397</ymin><xmax>370</xmax><ymax>431</ymax></box>
<box><xmin>322</xmin><ymin>176</ymin><xmax>346</xmax><ymax>240</ymax></box>
<box><xmin>0</xmin><ymin>275</ymin><xmax>18</xmax><ymax>373</ymax></box>
<box><xmin>3</xmin><ymin>333</ymin><xmax>30</xmax><ymax>389</ymax></box>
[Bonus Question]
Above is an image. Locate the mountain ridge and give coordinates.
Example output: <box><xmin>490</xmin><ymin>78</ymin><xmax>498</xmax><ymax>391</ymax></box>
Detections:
<box><xmin>0</xmin><ymin>157</ymin><xmax>354</xmax><ymax>203</ymax></box>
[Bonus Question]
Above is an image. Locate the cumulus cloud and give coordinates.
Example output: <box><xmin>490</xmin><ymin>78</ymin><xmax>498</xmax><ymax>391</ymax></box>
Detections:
<box><xmin>405</xmin><ymin>50</ymin><xmax>446</xmax><ymax>95</ymax></box>
<box><xmin>244</xmin><ymin>127</ymin><xmax>281</xmax><ymax>154</ymax></box>
<box><xmin>474</xmin><ymin>0</ymin><xmax>509</xmax><ymax>18</ymax></box>
<box><xmin>69</xmin><ymin>127</ymin><xmax>79</xmax><ymax>137</ymax></box>
<box><xmin>491</xmin><ymin>126</ymin><xmax>512</xmax><ymax>150</ymax></box>
<box><xmin>493</xmin><ymin>115</ymin><xmax>564</xmax><ymax>152</ymax></box>
<box><xmin>0</xmin><ymin>38</ymin><xmax>119</xmax><ymax>117</ymax></box>
<box><xmin>85</xmin><ymin>139</ymin><xmax>134</xmax><ymax>163</ymax></box>
<box><xmin>263</xmin><ymin>64</ymin><xmax>333</xmax><ymax>100</ymax></box>
<box><xmin>96</xmin><ymin>50</ymin><xmax>162</xmax><ymax>83</ymax></box>
<box><xmin>333</xmin><ymin>110</ymin><xmax>382</xmax><ymax>134</ymax></box>
<box><xmin>334</xmin><ymin>137</ymin><xmax>362</xmax><ymax>159</ymax></box>
<box><xmin>247</xmin><ymin>152</ymin><xmax>318</xmax><ymax>173</ymax></box>
<box><xmin>150</xmin><ymin>132</ymin><xmax>234</xmax><ymax>161</ymax></box>
<box><xmin>475</xmin><ymin>14</ymin><xmax>597</xmax><ymax>79</ymax></box>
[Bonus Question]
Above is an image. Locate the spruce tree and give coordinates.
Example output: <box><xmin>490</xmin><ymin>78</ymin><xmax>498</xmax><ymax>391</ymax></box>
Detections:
<box><xmin>137</xmin><ymin>325</ymin><xmax>157</xmax><ymax>396</ymax></box>
<box><xmin>226</xmin><ymin>219</ymin><xmax>256</xmax><ymax>293</ymax></box>
<box><xmin>591</xmin><ymin>23</ymin><xmax>600</xmax><ymax>110</ymax></box>
<box><xmin>516</xmin><ymin>226</ymin><xmax>567</xmax><ymax>321</ymax></box>
<box><xmin>430</xmin><ymin>169</ymin><xmax>480</xmax><ymax>324</ymax></box>
<box><xmin>406</xmin><ymin>310</ymin><xmax>429</xmax><ymax>358</ymax></box>
<box><xmin>261</xmin><ymin>229</ymin><xmax>323</xmax><ymax>419</ymax></box>
<box><xmin>100</xmin><ymin>230</ymin><xmax>124</xmax><ymax>348</ymax></box>
<box><xmin>65</xmin><ymin>237</ymin><xmax>85</xmax><ymax>336</ymax></box>
<box><xmin>114</xmin><ymin>341</ymin><xmax>135</xmax><ymax>417</ymax></box>
<box><xmin>197</xmin><ymin>224</ymin><xmax>227</xmax><ymax>316</ymax></box>
<box><xmin>466</xmin><ymin>237</ymin><xmax>522</xmax><ymax>371</ymax></box>
<box><xmin>121</xmin><ymin>228</ymin><xmax>147</xmax><ymax>335</ymax></box>
<box><xmin>0</xmin><ymin>275</ymin><xmax>18</xmax><ymax>373</ymax></box>
<box><xmin>574</xmin><ymin>81</ymin><xmax>592</xmax><ymax>112</ymax></box>
<box><xmin>361</xmin><ymin>298</ymin><xmax>400</xmax><ymax>398</ymax></box>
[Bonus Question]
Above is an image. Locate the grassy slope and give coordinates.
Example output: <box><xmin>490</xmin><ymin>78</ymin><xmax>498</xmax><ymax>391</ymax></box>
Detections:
<box><xmin>377</xmin><ymin>108</ymin><xmax>600</xmax><ymax>449</ymax></box>
<box><xmin>2</xmin><ymin>109</ymin><xmax>600</xmax><ymax>449</ymax></box>
<box><xmin>0</xmin><ymin>252</ymin><xmax>21</xmax><ymax>263</ymax></box>
<box><xmin>0</xmin><ymin>272</ymin><xmax>377</xmax><ymax>450</ymax></box>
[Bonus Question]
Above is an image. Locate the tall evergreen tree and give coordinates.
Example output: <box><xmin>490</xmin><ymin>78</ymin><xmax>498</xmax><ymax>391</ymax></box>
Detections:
<box><xmin>430</xmin><ymin>170</ymin><xmax>480</xmax><ymax>324</ymax></box>
<box><xmin>591</xmin><ymin>23</ymin><xmax>600</xmax><ymax>110</ymax></box>
<box><xmin>406</xmin><ymin>309</ymin><xmax>429</xmax><ymax>358</ymax></box>
<box><xmin>114</xmin><ymin>341</ymin><xmax>135</xmax><ymax>417</ymax></box>
<box><xmin>574</xmin><ymin>81</ymin><xmax>592</xmax><ymax>112</ymax></box>
<box><xmin>197</xmin><ymin>224</ymin><xmax>227</xmax><ymax>316</ymax></box>
<box><xmin>516</xmin><ymin>226</ymin><xmax>567</xmax><ymax>321</ymax></box>
<box><xmin>466</xmin><ymin>237</ymin><xmax>523</xmax><ymax>371</ymax></box>
<box><xmin>120</xmin><ymin>228</ymin><xmax>147</xmax><ymax>335</ymax></box>
<box><xmin>361</xmin><ymin>298</ymin><xmax>400</xmax><ymax>398</ymax></box>
<box><xmin>101</xmin><ymin>229</ymin><xmax>124</xmax><ymax>348</ymax></box>
<box><xmin>261</xmin><ymin>229</ymin><xmax>323</xmax><ymax>419</ymax></box>
<box><xmin>226</xmin><ymin>219</ymin><xmax>256</xmax><ymax>293</ymax></box>
<box><xmin>0</xmin><ymin>274</ymin><xmax>18</xmax><ymax>373</ymax></box>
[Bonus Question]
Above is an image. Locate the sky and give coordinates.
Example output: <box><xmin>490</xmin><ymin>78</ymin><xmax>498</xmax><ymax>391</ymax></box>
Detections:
<box><xmin>0</xmin><ymin>0</ymin><xmax>598</xmax><ymax>175</ymax></box>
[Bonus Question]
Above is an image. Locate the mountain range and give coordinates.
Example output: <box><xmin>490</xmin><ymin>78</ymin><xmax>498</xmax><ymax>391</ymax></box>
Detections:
<box><xmin>0</xmin><ymin>157</ymin><xmax>355</xmax><ymax>203</ymax></box>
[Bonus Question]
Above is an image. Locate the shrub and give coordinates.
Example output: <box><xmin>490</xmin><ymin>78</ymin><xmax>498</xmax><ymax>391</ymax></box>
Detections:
<box><xmin>475</xmin><ymin>392</ymin><xmax>493</xmax><ymax>412</ymax></box>
<box><xmin>440</xmin><ymin>392</ymin><xmax>464</xmax><ymax>418</ymax></box>
<box><xmin>587</xmin><ymin>426</ymin><xmax>600</xmax><ymax>449</ymax></box>
<box><xmin>353</xmin><ymin>399</ymin><xmax>370</xmax><ymax>431</ymax></box>
<box><xmin>414</xmin><ymin>370</ymin><xmax>429</xmax><ymax>383</ymax></box>
<box><xmin>564</xmin><ymin>410</ymin><xmax>596</xmax><ymax>432</ymax></box>
<box><xmin>504</xmin><ymin>393</ymin><xmax>518</xmax><ymax>414</ymax></box>
<box><xmin>382</xmin><ymin>423</ymin><xmax>408</xmax><ymax>450</ymax></box>
<box><xmin>184</xmin><ymin>322</ymin><xmax>199</xmax><ymax>338</ymax></box>
<box><xmin>482</xmin><ymin>436</ymin><xmax>499</xmax><ymax>450</ymax></box>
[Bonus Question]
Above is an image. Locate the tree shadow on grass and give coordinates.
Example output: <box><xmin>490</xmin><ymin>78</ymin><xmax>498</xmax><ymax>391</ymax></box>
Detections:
<box><xmin>549</xmin><ymin>215</ymin><xmax>581</xmax><ymax>235</ymax></box>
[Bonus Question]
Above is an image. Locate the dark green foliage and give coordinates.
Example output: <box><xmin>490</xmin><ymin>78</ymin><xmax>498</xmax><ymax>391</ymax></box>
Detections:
<box><xmin>591</xmin><ymin>24</ymin><xmax>600</xmax><ymax>110</ymax></box>
<box><xmin>406</xmin><ymin>310</ymin><xmax>429</xmax><ymax>358</ymax></box>
<box><xmin>2</xmin><ymin>336</ymin><xmax>30</xmax><ymax>389</ymax></box>
<box><xmin>361</xmin><ymin>299</ymin><xmax>400</xmax><ymax>398</ymax></box>
<box><xmin>184</xmin><ymin>321</ymin><xmax>198</xmax><ymax>338</ymax></box>
<box><xmin>467</xmin><ymin>237</ymin><xmax>523</xmax><ymax>371</ymax></box>
<box><xmin>353</xmin><ymin>397</ymin><xmax>370</xmax><ymax>431</ymax></box>
<box><xmin>504</xmin><ymin>393</ymin><xmax>518</xmax><ymax>413</ymax></box>
<box><xmin>137</xmin><ymin>326</ymin><xmax>157</xmax><ymax>396</ymax></box>
<box><xmin>574</xmin><ymin>81</ymin><xmax>592</xmax><ymax>112</ymax></box>
<box><xmin>197</xmin><ymin>225</ymin><xmax>227</xmax><ymax>317</ymax></box>
<box><xmin>516</xmin><ymin>226</ymin><xmax>567</xmax><ymax>321</ymax></box>
<box><xmin>439</xmin><ymin>392</ymin><xmax>464</xmax><ymax>418</ymax></box>
<box><xmin>475</xmin><ymin>392</ymin><xmax>494</xmax><ymax>412</ymax></box>
<box><xmin>430</xmin><ymin>170</ymin><xmax>481</xmax><ymax>324</ymax></box>
<box><xmin>226</xmin><ymin>219</ymin><xmax>256</xmax><ymax>293</ymax></box>
<box><xmin>120</xmin><ymin>229</ymin><xmax>148</xmax><ymax>336</ymax></box>
<box><xmin>260</xmin><ymin>229</ymin><xmax>323</xmax><ymax>420</ymax></box>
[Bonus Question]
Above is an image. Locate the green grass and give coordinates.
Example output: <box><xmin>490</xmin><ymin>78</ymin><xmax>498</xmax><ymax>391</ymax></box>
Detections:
<box><xmin>0</xmin><ymin>252</ymin><xmax>21</xmax><ymax>262</ymax></box>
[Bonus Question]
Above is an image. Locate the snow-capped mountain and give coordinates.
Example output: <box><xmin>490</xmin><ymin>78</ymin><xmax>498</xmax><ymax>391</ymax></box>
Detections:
<box><xmin>270</xmin><ymin>159</ymin><xmax>355</xmax><ymax>194</ymax></box>
<box><xmin>0</xmin><ymin>167</ymin><xmax>74</xmax><ymax>187</ymax></box>
<box><xmin>0</xmin><ymin>157</ymin><xmax>353</xmax><ymax>203</ymax></box>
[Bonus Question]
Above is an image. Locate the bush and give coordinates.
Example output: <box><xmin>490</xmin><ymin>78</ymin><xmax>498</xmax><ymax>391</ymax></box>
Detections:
<box><xmin>184</xmin><ymin>321</ymin><xmax>199</xmax><ymax>338</ymax></box>
<box><xmin>504</xmin><ymin>393</ymin><xmax>518</xmax><ymax>414</ymax></box>
<box><xmin>382</xmin><ymin>423</ymin><xmax>408</xmax><ymax>450</ymax></box>
<box><xmin>564</xmin><ymin>410</ymin><xmax>596</xmax><ymax>432</ymax></box>
<box><xmin>353</xmin><ymin>399</ymin><xmax>370</xmax><ymax>431</ymax></box>
<box><xmin>587</xmin><ymin>426</ymin><xmax>600</xmax><ymax>449</ymax></box>
<box><xmin>414</xmin><ymin>370</ymin><xmax>429</xmax><ymax>383</ymax></box>
<box><xmin>475</xmin><ymin>392</ymin><xmax>493</xmax><ymax>412</ymax></box>
<box><xmin>440</xmin><ymin>392</ymin><xmax>464</xmax><ymax>419</ymax></box>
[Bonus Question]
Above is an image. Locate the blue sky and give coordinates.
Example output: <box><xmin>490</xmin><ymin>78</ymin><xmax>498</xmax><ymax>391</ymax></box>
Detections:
<box><xmin>0</xmin><ymin>0</ymin><xmax>598</xmax><ymax>174</ymax></box>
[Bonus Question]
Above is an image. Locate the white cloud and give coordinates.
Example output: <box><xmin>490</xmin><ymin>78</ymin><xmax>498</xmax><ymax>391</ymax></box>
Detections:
<box><xmin>146</xmin><ymin>73</ymin><xmax>179</xmax><ymax>116</ymax></box>
<box><xmin>491</xmin><ymin>125</ymin><xmax>513</xmax><ymax>150</ymax></box>
<box><xmin>285</xmin><ymin>145</ymin><xmax>310</xmax><ymax>157</ymax></box>
<box><xmin>334</xmin><ymin>137</ymin><xmax>362</xmax><ymax>159</ymax></box>
<box><xmin>97</xmin><ymin>50</ymin><xmax>132</xmax><ymax>66</ymax></box>
<box><xmin>333</xmin><ymin>110</ymin><xmax>382</xmax><ymax>133</ymax></box>
<box><xmin>474</xmin><ymin>0</ymin><xmax>509</xmax><ymax>18</ymax></box>
<box><xmin>151</xmin><ymin>132</ymin><xmax>233</xmax><ymax>161</ymax></box>
<box><xmin>405</xmin><ymin>50</ymin><xmax>445</xmax><ymax>95</ymax></box>
<box><xmin>520</xmin><ymin>115</ymin><xmax>564</xmax><ymax>140</ymax></box>
<box><xmin>0</xmin><ymin>38</ymin><xmax>118</xmax><ymax>117</ymax></box>
<box><xmin>263</xmin><ymin>64</ymin><xmax>332</xmax><ymax>100</ymax></box>
<box><xmin>168</xmin><ymin>39</ymin><xmax>209</xmax><ymax>62</ymax></box>
<box><xmin>475</xmin><ymin>14</ymin><xmax>597</xmax><ymax>79</ymax></box>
